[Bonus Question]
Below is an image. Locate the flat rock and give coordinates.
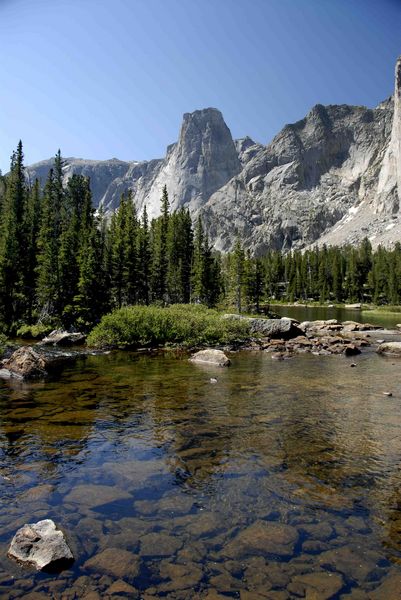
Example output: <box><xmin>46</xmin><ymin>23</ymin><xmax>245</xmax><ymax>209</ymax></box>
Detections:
<box><xmin>317</xmin><ymin>546</ymin><xmax>379</xmax><ymax>582</ymax></box>
<box><xmin>377</xmin><ymin>341</ymin><xmax>401</xmax><ymax>356</ymax></box>
<box><xmin>222</xmin><ymin>520</ymin><xmax>298</xmax><ymax>558</ymax></box>
<box><xmin>157</xmin><ymin>561</ymin><xmax>203</xmax><ymax>591</ymax></box>
<box><xmin>20</xmin><ymin>484</ymin><xmax>54</xmax><ymax>502</ymax></box>
<box><xmin>369</xmin><ymin>571</ymin><xmax>401</xmax><ymax>599</ymax></box>
<box><xmin>8</xmin><ymin>519</ymin><xmax>73</xmax><ymax>571</ymax></box>
<box><xmin>106</xmin><ymin>579</ymin><xmax>139</xmax><ymax>597</ymax></box>
<box><xmin>64</xmin><ymin>484</ymin><xmax>131</xmax><ymax>508</ymax></box>
<box><xmin>288</xmin><ymin>572</ymin><xmax>344</xmax><ymax>599</ymax></box>
<box><xmin>139</xmin><ymin>531</ymin><xmax>183</xmax><ymax>557</ymax></box>
<box><xmin>83</xmin><ymin>547</ymin><xmax>139</xmax><ymax>579</ymax></box>
<box><xmin>189</xmin><ymin>349</ymin><xmax>230</xmax><ymax>367</ymax></box>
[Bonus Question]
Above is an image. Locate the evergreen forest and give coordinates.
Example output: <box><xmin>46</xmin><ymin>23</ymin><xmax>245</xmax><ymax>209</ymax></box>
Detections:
<box><xmin>1</xmin><ymin>143</ymin><xmax>401</xmax><ymax>335</ymax></box>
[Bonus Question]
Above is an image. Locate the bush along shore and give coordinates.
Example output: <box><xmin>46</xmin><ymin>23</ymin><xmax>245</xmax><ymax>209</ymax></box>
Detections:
<box><xmin>2</xmin><ymin>304</ymin><xmax>397</xmax><ymax>381</ymax></box>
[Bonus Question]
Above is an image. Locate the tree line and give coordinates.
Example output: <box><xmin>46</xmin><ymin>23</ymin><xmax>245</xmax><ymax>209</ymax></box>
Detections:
<box><xmin>1</xmin><ymin>143</ymin><xmax>401</xmax><ymax>334</ymax></box>
<box><xmin>0</xmin><ymin>144</ymin><xmax>221</xmax><ymax>333</ymax></box>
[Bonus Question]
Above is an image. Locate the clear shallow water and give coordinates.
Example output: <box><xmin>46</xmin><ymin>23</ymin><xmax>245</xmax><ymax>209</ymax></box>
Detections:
<box><xmin>1</xmin><ymin>350</ymin><xmax>401</xmax><ymax>598</ymax></box>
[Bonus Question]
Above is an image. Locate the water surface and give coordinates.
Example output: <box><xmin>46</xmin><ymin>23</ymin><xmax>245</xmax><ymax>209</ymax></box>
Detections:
<box><xmin>272</xmin><ymin>304</ymin><xmax>401</xmax><ymax>329</ymax></box>
<box><xmin>1</xmin><ymin>350</ymin><xmax>401</xmax><ymax>598</ymax></box>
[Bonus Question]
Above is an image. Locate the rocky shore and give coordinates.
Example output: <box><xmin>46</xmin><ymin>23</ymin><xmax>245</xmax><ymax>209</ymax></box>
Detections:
<box><xmin>223</xmin><ymin>316</ymin><xmax>390</xmax><ymax>360</ymax></box>
<box><xmin>0</xmin><ymin>317</ymin><xmax>399</xmax><ymax>380</ymax></box>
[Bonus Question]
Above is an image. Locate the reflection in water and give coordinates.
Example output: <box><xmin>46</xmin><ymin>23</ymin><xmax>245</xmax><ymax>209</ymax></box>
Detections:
<box><xmin>1</xmin><ymin>351</ymin><xmax>401</xmax><ymax>597</ymax></box>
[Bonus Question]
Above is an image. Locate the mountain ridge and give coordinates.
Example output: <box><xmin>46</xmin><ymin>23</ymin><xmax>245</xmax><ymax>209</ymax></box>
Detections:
<box><xmin>26</xmin><ymin>58</ymin><xmax>401</xmax><ymax>253</ymax></box>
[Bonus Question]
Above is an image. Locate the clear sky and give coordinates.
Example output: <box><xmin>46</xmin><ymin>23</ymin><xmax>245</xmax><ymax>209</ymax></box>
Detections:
<box><xmin>0</xmin><ymin>0</ymin><xmax>400</xmax><ymax>172</ymax></box>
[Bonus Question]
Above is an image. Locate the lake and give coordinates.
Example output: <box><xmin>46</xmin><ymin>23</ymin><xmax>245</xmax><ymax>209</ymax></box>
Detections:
<box><xmin>1</xmin><ymin>349</ymin><xmax>401</xmax><ymax>598</ymax></box>
<box><xmin>271</xmin><ymin>304</ymin><xmax>401</xmax><ymax>330</ymax></box>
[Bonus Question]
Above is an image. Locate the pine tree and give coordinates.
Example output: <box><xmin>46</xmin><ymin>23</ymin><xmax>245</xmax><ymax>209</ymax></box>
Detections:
<box><xmin>191</xmin><ymin>217</ymin><xmax>206</xmax><ymax>304</ymax></box>
<box><xmin>232</xmin><ymin>238</ymin><xmax>245</xmax><ymax>313</ymax></box>
<box><xmin>74</xmin><ymin>208</ymin><xmax>110</xmax><ymax>329</ymax></box>
<box><xmin>36</xmin><ymin>168</ymin><xmax>61</xmax><ymax>321</ymax></box>
<box><xmin>137</xmin><ymin>205</ymin><xmax>151</xmax><ymax>305</ymax></box>
<box><xmin>123</xmin><ymin>192</ymin><xmax>139</xmax><ymax>305</ymax></box>
<box><xmin>0</xmin><ymin>142</ymin><xmax>28</xmax><ymax>329</ymax></box>
<box><xmin>151</xmin><ymin>186</ymin><xmax>170</xmax><ymax>303</ymax></box>
<box><xmin>58</xmin><ymin>174</ymin><xmax>94</xmax><ymax>324</ymax></box>
<box><xmin>23</xmin><ymin>179</ymin><xmax>42</xmax><ymax>322</ymax></box>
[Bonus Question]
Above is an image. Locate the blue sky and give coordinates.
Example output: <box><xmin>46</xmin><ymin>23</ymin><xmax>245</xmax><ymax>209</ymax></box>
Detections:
<box><xmin>0</xmin><ymin>0</ymin><xmax>400</xmax><ymax>172</ymax></box>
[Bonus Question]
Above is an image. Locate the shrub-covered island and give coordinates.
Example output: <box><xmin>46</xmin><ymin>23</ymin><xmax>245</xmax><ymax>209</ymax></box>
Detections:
<box><xmin>87</xmin><ymin>304</ymin><xmax>251</xmax><ymax>349</ymax></box>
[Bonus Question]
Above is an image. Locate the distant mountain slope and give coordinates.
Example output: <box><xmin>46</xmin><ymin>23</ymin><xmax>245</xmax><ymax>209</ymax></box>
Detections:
<box><xmin>27</xmin><ymin>57</ymin><xmax>401</xmax><ymax>252</ymax></box>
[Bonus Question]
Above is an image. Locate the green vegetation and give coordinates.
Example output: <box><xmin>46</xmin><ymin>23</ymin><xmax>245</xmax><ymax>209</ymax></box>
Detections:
<box><xmin>0</xmin><ymin>144</ymin><xmax>220</xmax><ymax>334</ymax></box>
<box><xmin>0</xmin><ymin>333</ymin><xmax>8</xmax><ymax>357</ymax></box>
<box><xmin>87</xmin><ymin>304</ymin><xmax>250</xmax><ymax>348</ymax></box>
<box><xmin>1</xmin><ymin>142</ymin><xmax>401</xmax><ymax>337</ymax></box>
<box><xmin>16</xmin><ymin>324</ymin><xmax>53</xmax><ymax>339</ymax></box>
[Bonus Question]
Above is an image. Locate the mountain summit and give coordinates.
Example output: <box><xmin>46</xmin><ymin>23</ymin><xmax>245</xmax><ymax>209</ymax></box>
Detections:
<box><xmin>27</xmin><ymin>58</ymin><xmax>401</xmax><ymax>253</ymax></box>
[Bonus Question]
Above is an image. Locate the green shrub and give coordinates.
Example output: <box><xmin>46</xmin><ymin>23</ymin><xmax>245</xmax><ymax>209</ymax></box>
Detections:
<box><xmin>0</xmin><ymin>333</ymin><xmax>8</xmax><ymax>357</ymax></box>
<box><xmin>16</xmin><ymin>324</ymin><xmax>53</xmax><ymax>339</ymax></box>
<box><xmin>87</xmin><ymin>304</ymin><xmax>250</xmax><ymax>348</ymax></box>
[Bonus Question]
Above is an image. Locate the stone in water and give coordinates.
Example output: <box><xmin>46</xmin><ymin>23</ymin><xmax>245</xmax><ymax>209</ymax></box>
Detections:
<box><xmin>8</xmin><ymin>519</ymin><xmax>73</xmax><ymax>571</ymax></box>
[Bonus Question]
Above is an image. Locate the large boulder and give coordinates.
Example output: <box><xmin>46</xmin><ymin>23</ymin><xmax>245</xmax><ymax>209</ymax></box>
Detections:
<box><xmin>1</xmin><ymin>346</ymin><xmax>80</xmax><ymax>379</ymax></box>
<box><xmin>40</xmin><ymin>329</ymin><xmax>86</xmax><ymax>346</ymax></box>
<box><xmin>8</xmin><ymin>519</ymin><xmax>73</xmax><ymax>571</ymax></box>
<box><xmin>2</xmin><ymin>347</ymin><xmax>48</xmax><ymax>378</ymax></box>
<box><xmin>377</xmin><ymin>342</ymin><xmax>401</xmax><ymax>356</ymax></box>
<box><xmin>248</xmin><ymin>317</ymin><xmax>304</xmax><ymax>339</ymax></box>
<box><xmin>189</xmin><ymin>349</ymin><xmax>230</xmax><ymax>367</ymax></box>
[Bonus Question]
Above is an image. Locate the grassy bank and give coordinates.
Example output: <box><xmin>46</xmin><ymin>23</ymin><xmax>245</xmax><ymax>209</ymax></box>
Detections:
<box><xmin>361</xmin><ymin>306</ymin><xmax>401</xmax><ymax>318</ymax></box>
<box><xmin>87</xmin><ymin>304</ymin><xmax>251</xmax><ymax>349</ymax></box>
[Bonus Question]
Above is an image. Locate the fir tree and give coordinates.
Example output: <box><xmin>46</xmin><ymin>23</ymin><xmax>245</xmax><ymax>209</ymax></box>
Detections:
<box><xmin>0</xmin><ymin>142</ymin><xmax>28</xmax><ymax>328</ymax></box>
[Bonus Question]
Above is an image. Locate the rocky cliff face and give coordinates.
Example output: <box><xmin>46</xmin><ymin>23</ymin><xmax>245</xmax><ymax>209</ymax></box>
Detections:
<box><xmin>27</xmin><ymin>57</ymin><xmax>401</xmax><ymax>252</ymax></box>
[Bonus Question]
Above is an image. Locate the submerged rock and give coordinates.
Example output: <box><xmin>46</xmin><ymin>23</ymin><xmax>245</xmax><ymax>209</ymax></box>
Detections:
<box><xmin>40</xmin><ymin>329</ymin><xmax>86</xmax><ymax>346</ymax></box>
<box><xmin>8</xmin><ymin>519</ymin><xmax>73</xmax><ymax>571</ymax></box>
<box><xmin>222</xmin><ymin>520</ymin><xmax>298</xmax><ymax>558</ymax></box>
<box><xmin>370</xmin><ymin>571</ymin><xmax>401</xmax><ymax>599</ymax></box>
<box><xmin>64</xmin><ymin>484</ymin><xmax>132</xmax><ymax>508</ymax></box>
<box><xmin>83</xmin><ymin>547</ymin><xmax>139</xmax><ymax>579</ymax></box>
<box><xmin>190</xmin><ymin>349</ymin><xmax>231</xmax><ymax>367</ymax></box>
<box><xmin>288</xmin><ymin>572</ymin><xmax>344</xmax><ymax>600</ymax></box>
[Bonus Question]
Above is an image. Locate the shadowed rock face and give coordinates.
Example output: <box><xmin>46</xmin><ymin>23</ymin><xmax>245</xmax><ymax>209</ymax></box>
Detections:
<box><xmin>26</xmin><ymin>58</ymin><xmax>401</xmax><ymax>252</ymax></box>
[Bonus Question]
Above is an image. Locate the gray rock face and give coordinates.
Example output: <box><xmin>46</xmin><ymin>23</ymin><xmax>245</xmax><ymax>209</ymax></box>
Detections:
<box><xmin>247</xmin><ymin>317</ymin><xmax>303</xmax><ymax>339</ymax></box>
<box><xmin>203</xmin><ymin>99</ymin><xmax>395</xmax><ymax>253</ymax></box>
<box><xmin>8</xmin><ymin>519</ymin><xmax>73</xmax><ymax>571</ymax></box>
<box><xmin>26</xmin><ymin>57</ymin><xmax>401</xmax><ymax>252</ymax></box>
<box><xmin>27</xmin><ymin>157</ymin><xmax>133</xmax><ymax>210</ymax></box>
